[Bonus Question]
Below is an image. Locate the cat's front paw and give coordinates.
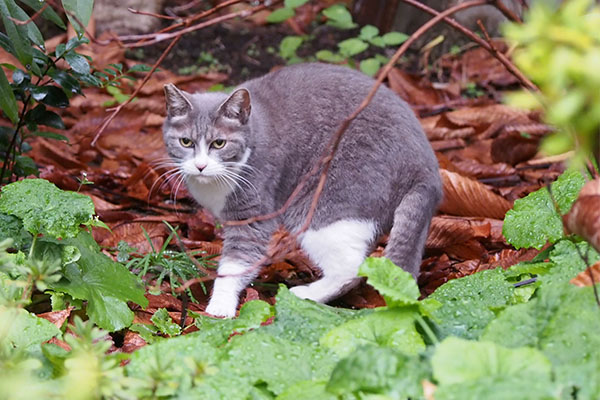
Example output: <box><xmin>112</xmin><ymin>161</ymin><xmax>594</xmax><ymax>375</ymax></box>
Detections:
<box><xmin>205</xmin><ymin>300</ymin><xmax>237</xmax><ymax>318</ymax></box>
<box><xmin>290</xmin><ymin>285</ymin><xmax>318</xmax><ymax>301</ymax></box>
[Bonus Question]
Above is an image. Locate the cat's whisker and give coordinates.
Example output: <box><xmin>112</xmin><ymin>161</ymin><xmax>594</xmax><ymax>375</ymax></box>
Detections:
<box><xmin>156</xmin><ymin>169</ymin><xmax>185</xmax><ymax>195</ymax></box>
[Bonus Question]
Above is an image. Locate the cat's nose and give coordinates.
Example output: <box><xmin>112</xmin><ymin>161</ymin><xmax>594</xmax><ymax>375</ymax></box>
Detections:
<box><xmin>195</xmin><ymin>163</ymin><xmax>207</xmax><ymax>172</ymax></box>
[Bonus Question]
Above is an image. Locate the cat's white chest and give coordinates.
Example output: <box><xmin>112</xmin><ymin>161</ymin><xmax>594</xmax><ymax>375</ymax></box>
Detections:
<box><xmin>185</xmin><ymin>178</ymin><xmax>232</xmax><ymax>218</ymax></box>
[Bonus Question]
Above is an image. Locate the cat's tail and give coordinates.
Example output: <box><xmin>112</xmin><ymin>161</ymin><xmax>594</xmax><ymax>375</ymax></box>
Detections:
<box><xmin>384</xmin><ymin>179</ymin><xmax>442</xmax><ymax>278</ymax></box>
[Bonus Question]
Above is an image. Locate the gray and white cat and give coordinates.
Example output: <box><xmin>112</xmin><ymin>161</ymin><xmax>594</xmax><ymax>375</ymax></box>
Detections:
<box><xmin>162</xmin><ymin>63</ymin><xmax>442</xmax><ymax>318</ymax></box>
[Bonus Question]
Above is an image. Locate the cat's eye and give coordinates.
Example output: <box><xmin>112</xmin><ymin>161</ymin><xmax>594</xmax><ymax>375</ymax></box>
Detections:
<box><xmin>179</xmin><ymin>137</ymin><xmax>194</xmax><ymax>148</ymax></box>
<box><xmin>211</xmin><ymin>139</ymin><xmax>226</xmax><ymax>149</ymax></box>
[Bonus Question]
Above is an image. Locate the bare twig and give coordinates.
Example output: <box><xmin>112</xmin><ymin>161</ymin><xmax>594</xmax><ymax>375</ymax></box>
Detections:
<box><xmin>127</xmin><ymin>7</ymin><xmax>178</xmax><ymax>21</ymax></box>
<box><xmin>8</xmin><ymin>2</ymin><xmax>49</xmax><ymax>25</ymax></box>
<box><xmin>493</xmin><ymin>0</ymin><xmax>522</xmax><ymax>23</ymax></box>
<box><xmin>397</xmin><ymin>0</ymin><xmax>537</xmax><ymax>91</ymax></box>
<box><xmin>90</xmin><ymin>36</ymin><xmax>181</xmax><ymax>146</ymax></box>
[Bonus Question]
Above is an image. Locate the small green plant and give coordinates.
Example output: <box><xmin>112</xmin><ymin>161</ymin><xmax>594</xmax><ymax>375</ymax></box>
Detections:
<box><xmin>0</xmin><ymin>1</ymin><xmax>150</xmax><ymax>182</ymax></box>
<box><xmin>0</xmin><ymin>178</ymin><xmax>147</xmax><ymax>331</ymax></box>
<box><xmin>121</xmin><ymin>222</ymin><xmax>216</xmax><ymax>302</ymax></box>
<box><xmin>272</xmin><ymin>4</ymin><xmax>408</xmax><ymax>76</ymax></box>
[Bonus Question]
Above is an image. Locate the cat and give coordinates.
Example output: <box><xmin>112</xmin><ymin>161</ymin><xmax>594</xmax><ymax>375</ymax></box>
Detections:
<box><xmin>162</xmin><ymin>63</ymin><xmax>442</xmax><ymax>318</ymax></box>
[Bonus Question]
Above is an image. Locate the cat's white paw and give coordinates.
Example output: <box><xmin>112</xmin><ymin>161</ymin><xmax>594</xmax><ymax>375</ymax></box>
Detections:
<box><xmin>205</xmin><ymin>300</ymin><xmax>237</xmax><ymax>318</ymax></box>
<box><xmin>290</xmin><ymin>285</ymin><xmax>318</xmax><ymax>301</ymax></box>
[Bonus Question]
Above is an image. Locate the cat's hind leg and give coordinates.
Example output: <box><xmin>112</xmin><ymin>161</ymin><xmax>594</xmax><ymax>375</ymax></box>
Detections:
<box><xmin>384</xmin><ymin>181</ymin><xmax>442</xmax><ymax>278</ymax></box>
<box><xmin>292</xmin><ymin>219</ymin><xmax>376</xmax><ymax>303</ymax></box>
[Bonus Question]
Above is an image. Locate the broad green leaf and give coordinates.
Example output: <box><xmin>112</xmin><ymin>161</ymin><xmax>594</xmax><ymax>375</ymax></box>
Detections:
<box><xmin>315</xmin><ymin>50</ymin><xmax>344</xmax><ymax>63</ymax></box>
<box><xmin>151</xmin><ymin>308</ymin><xmax>181</xmax><ymax>337</ymax></box>
<box><xmin>0</xmin><ymin>68</ymin><xmax>19</xmax><ymax>124</ymax></box>
<box><xmin>432</xmin><ymin>337</ymin><xmax>554</xmax><ymax>400</ymax></box>
<box><xmin>48</xmin><ymin>69</ymin><xmax>81</xmax><ymax>95</ymax></box>
<box><xmin>27</xmin><ymin>105</ymin><xmax>65</xmax><ymax>129</ymax></box>
<box><xmin>359</xmin><ymin>58</ymin><xmax>381</xmax><ymax>76</ymax></box>
<box><xmin>326</xmin><ymin>345</ymin><xmax>428</xmax><ymax>399</ymax></box>
<box><xmin>359</xmin><ymin>25</ymin><xmax>379</xmax><ymax>40</ymax></box>
<box><xmin>18</xmin><ymin>0</ymin><xmax>66</xmax><ymax>29</ymax></box>
<box><xmin>338</xmin><ymin>38</ymin><xmax>369</xmax><ymax>57</ymax></box>
<box><xmin>14</xmin><ymin>155</ymin><xmax>39</xmax><ymax>177</ymax></box>
<box><xmin>0</xmin><ymin>0</ymin><xmax>33</xmax><ymax>69</ymax></box>
<box><xmin>30</xmin><ymin>85</ymin><xmax>69</xmax><ymax>108</ymax></box>
<box><xmin>279</xmin><ymin>36</ymin><xmax>304</xmax><ymax>59</ymax></box>
<box><xmin>53</xmin><ymin>231</ymin><xmax>148</xmax><ymax>331</ymax></box>
<box><xmin>320</xmin><ymin>308</ymin><xmax>424</xmax><ymax>358</ymax></box>
<box><xmin>0</xmin><ymin>306</ymin><xmax>60</xmax><ymax>352</ymax></box>
<box><xmin>6</xmin><ymin>0</ymin><xmax>44</xmax><ymax>47</ymax></box>
<box><xmin>502</xmin><ymin>170</ymin><xmax>585</xmax><ymax>249</ymax></box>
<box><xmin>277</xmin><ymin>380</ymin><xmax>334</xmax><ymax>400</ymax></box>
<box><xmin>382</xmin><ymin>31</ymin><xmax>409</xmax><ymax>46</ymax></box>
<box><xmin>61</xmin><ymin>0</ymin><xmax>93</xmax><ymax>36</ymax></box>
<box><xmin>422</xmin><ymin>268</ymin><xmax>513</xmax><ymax>340</ymax></box>
<box><xmin>262</xmin><ymin>285</ymin><xmax>360</xmax><ymax>345</ymax></box>
<box><xmin>358</xmin><ymin>257</ymin><xmax>419</xmax><ymax>306</ymax></box>
<box><xmin>64</xmin><ymin>51</ymin><xmax>90</xmax><ymax>74</ymax></box>
<box><xmin>284</xmin><ymin>0</ymin><xmax>309</xmax><ymax>8</ymax></box>
<box><xmin>482</xmin><ymin>283</ymin><xmax>600</xmax><ymax>399</ymax></box>
<box><xmin>223</xmin><ymin>331</ymin><xmax>336</xmax><ymax>396</ymax></box>
<box><xmin>322</xmin><ymin>4</ymin><xmax>356</xmax><ymax>29</ymax></box>
<box><xmin>0</xmin><ymin>179</ymin><xmax>95</xmax><ymax>238</ymax></box>
<box><xmin>266</xmin><ymin>7</ymin><xmax>294</xmax><ymax>23</ymax></box>
<box><xmin>543</xmin><ymin>239</ymin><xmax>599</xmax><ymax>286</ymax></box>
<box><xmin>127</xmin><ymin>64</ymin><xmax>152</xmax><ymax>72</ymax></box>
<box><xmin>0</xmin><ymin>213</ymin><xmax>31</xmax><ymax>250</ymax></box>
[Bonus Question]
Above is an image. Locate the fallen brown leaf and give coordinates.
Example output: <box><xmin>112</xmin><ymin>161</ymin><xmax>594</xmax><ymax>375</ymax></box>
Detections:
<box><xmin>570</xmin><ymin>261</ymin><xmax>600</xmax><ymax>287</ymax></box>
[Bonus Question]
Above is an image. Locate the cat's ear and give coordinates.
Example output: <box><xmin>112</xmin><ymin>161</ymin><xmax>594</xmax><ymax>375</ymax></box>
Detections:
<box><xmin>217</xmin><ymin>88</ymin><xmax>251</xmax><ymax>125</ymax></box>
<box><xmin>164</xmin><ymin>84</ymin><xmax>192</xmax><ymax>118</ymax></box>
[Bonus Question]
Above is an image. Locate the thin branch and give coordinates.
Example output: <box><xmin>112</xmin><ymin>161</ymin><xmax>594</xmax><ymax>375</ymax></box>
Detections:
<box><xmin>90</xmin><ymin>36</ymin><xmax>181</xmax><ymax>146</ymax></box>
<box><xmin>397</xmin><ymin>0</ymin><xmax>537</xmax><ymax>91</ymax></box>
<box><xmin>493</xmin><ymin>0</ymin><xmax>522</xmax><ymax>23</ymax></box>
<box><xmin>8</xmin><ymin>2</ymin><xmax>49</xmax><ymax>25</ymax></box>
<box><xmin>127</xmin><ymin>7</ymin><xmax>178</xmax><ymax>21</ymax></box>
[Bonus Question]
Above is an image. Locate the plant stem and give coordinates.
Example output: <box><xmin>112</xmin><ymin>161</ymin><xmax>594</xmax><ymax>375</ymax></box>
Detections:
<box><xmin>0</xmin><ymin>93</ymin><xmax>31</xmax><ymax>184</ymax></box>
<box><xmin>416</xmin><ymin>314</ymin><xmax>439</xmax><ymax>345</ymax></box>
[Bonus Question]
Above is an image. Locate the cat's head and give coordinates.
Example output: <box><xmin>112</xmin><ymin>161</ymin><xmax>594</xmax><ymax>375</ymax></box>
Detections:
<box><xmin>162</xmin><ymin>84</ymin><xmax>252</xmax><ymax>186</ymax></box>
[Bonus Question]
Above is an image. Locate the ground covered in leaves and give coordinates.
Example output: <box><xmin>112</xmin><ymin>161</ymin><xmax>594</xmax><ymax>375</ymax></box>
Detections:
<box><xmin>1</xmin><ymin>1</ymin><xmax>599</xmax><ymax>399</ymax></box>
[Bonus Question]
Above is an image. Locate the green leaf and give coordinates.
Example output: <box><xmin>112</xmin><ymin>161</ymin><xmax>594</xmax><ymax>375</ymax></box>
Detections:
<box><xmin>14</xmin><ymin>155</ymin><xmax>38</xmax><ymax>177</ymax></box>
<box><xmin>322</xmin><ymin>4</ymin><xmax>356</xmax><ymax>29</ymax></box>
<box><xmin>18</xmin><ymin>0</ymin><xmax>66</xmax><ymax>29</ymax></box>
<box><xmin>6</xmin><ymin>0</ymin><xmax>44</xmax><ymax>47</ymax></box>
<box><xmin>0</xmin><ymin>306</ymin><xmax>60</xmax><ymax>352</ymax></box>
<box><xmin>0</xmin><ymin>67</ymin><xmax>19</xmax><ymax>124</ymax></box>
<box><xmin>0</xmin><ymin>179</ymin><xmax>95</xmax><ymax>238</ymax></box>
<box><xmin>320</xmin><ymin>308</ymin><xmax>425</xmax><ymax>358</ymax></box>
<box><xmin>338</xmin><ymin>38</ymin><xmax>369</xmax><ymax>57</ymax></box>
<box><xmin>358</xmin><ymin>257</ymin><xmax>420</xmax><ymax>306</ymax></box>
<box><xmin>27</xmin><ymin>105</ymin><xmax>65</xmax><ymax>129</ymax></box>
<box><xmin>53</xmin><ymin>231</ymin><xmax>148</xmax><ymax>331</ymax></box>
<box><xmin>277</xmin><ymin>380</ymin><xmax>335</xmax><ymax>400</ymax></box>
<box><xmin>422</xmin><ymin>268</ymin><xmax>513</xmax><ymax>340</ymax></box>
<box><xmin>266</xmin><ymin>7</ymin><xmax>294</xmax><ymax>23</ymax></box>
<box><xmin>151</xmin><ymin>308</ymin><xmax>181</xmax><ymax>337</ymax></box>
<box><xmin>432</xmin><ymin>337</ymin><xmax>554</xmax><ymax>400</ymax></box>
<box><xmin>284</xmin><ymin>0</ymin><xmax>309</xmax><ymax>8</ymax></box>
<box><xmin>502</xmin><ymin>170</ymin><xmax>585</xmax><ymax>249</ymax></box>
<box><xmin>30</xmin><ymin>131</ymin><xmax>69</xmax><ymax>142</ymax></box>
<box><xmin>315</xmin><ymin>50</ymin><xmax>344</xmax><ymax>63</ymax></box>
<box><xmin>381</xmin><ymin>31</ymin><xmax>409</xmax><ymax>46</ymax></box>
<box><xmin>224</xmin><ymin>331</ymin><xmax>336</xmax><ymax>396</ymax></box>
<box><xmin>48</xmin><ymin>69</ymin><xmax>81</xmax><ymax>95</ymax></box>
<box><xmin>359</xmin><ymin>25</ymin><xmax>379</xmax><ymax>40</ymax></box>
<box><xmin>0</xmin><ymin>213</ymin><xmax>32</xmax><ymax>250</ymax></box>
<box><xmin>359</xmin><ymin>57</ymin><xmax>381</xmax><ymax>77</ymax></box>
<box><xmin>127</xmin><ymin>64</ymin><xmax>152</xmax><ymax>73</ymax></box>
<box><xmin>262</xmin><ymin>285</ymin><xmax>360</xmax><ymax>345</ymax></box>
<box><xmin>61</xmin><ymin>0</ymin><xmax>93</xmax><ymax>36</ymax></box>
<box><xmin>64</xmin><ymin>52</ymin><xmax>90</xmax><ymax>74</ymax></box>
<box><xmin>543</xmin><ymin>239</ymin><xmax>599</xmax><ymax>286</ymax></box>
<box><xmin>279</xmin><ymin>36</ymin><xmax>304</xmax><ymax>60</ymax></box>
<box><xmin>30</xmin><ymin>85</ymin><xmax>69</xmax><ymax>108</ymax></box>
<box><xmin>0</xmin><ymin>0</ymin><xmax>33</xmax><ymax>69</ymax></box>
<box><xmin>326</xmin><ymin>345</ymin><xmax>428</xmax><ymax>399</ymax></box>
